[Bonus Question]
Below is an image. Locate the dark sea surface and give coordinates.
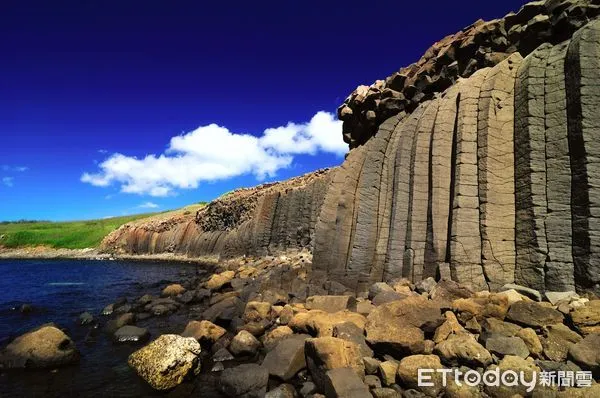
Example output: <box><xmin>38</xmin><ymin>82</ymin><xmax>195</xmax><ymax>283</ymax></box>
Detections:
<box><xmin>0</xmin><ymin>259</ymin><xmax>222</xmax><ymax>398</ymax></box>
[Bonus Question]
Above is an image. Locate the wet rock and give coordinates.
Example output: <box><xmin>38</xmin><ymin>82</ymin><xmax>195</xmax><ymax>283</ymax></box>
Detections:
<box><xmin>114</xmin><ymin>303</ymin><xmax>132</xmax><ymax>314</ymax></box>
<box><xmin>176</xmin><ymin>290</ymin><xmax>197</xmax><ymax>304</ymax></box>
<box><xmin>434</xmin><ymin>334</ymin><xmax>492</xmax><ymax>367</ymax></box>
<box><xmin>230</xmin><ymin>330</ymin><xmax>261</xmax><ymax>356</ymax></box>
<box><xmin>0</xmin><ymin>324</ymin><xmax>79</xmax><ymax>369</ymax></box>
<box><xmin>104</xmin><ymin>313</ymin><xmax>135</xmax><ymax>334</ymax></box>
<box><xmin>305</xmin><ymin>337</ymin><xmax>365</xmax><ymax>391</ymax></box>
<box><xmin>305</xmin><ymin>295</ymin><xmax>357</xmax><ymax>313</ymax></box>
<box><xmin>397</xmin><ymin>355</ymin><xmax>445</xmax><ymax>397</ymax></box>
<box><xmin>206</xmin><ymin>270</ymin><xmax>235</xmax><ymax>291</ymax></box>
<box><xmin>506</xmin><ymin>301</ymin><xmax>563</xmax><ymax>328</ymax></box>
<box><xmin>161</xmin><ymin>284</ymin><xmax>186</xmax><ymax>297</ymax></box>
<box><xmin>485</xmin><ymin>335</ymin><xmax>529</xmax><ymax>358</ymax></box>
<box><xmin>218</xmin><ymin>363</ymin><xmax>269</xmax><ymax>398</ymax></box>
<box><xmin>568</xmin><ymin>333</ymin><xmax>600</xmax><ymax>372</ymax></box>
<box><xmin>181</xmin><ymin>320</ymin><xmax>226</xmax><ymax>344</ymax></box>
<box><xmin>102</xmin><ymin>303</ymin><xmax>115</xmax><ymax>316</ymax></box>
<box><xmin>79</xmin><ymin>311</ymin><xmax>94</xmax><ymax>325</ymax></box>
<box><xmin>299</xmin><ymin>381</ymin><xmax>317</xmax><ymax>397</ymax></box>
<box><xmin>322</xmin><ymin>367</ymin><xmax>371</xmax><ymax>398</ymax></box>
<box><xmin>265</xmin><ymin>383</ymin><xmax>298</xmax><ymax>398</ymax></box>
<box><xmin>128</xmin><ymin>334</ymin><xmax>201</xmax><ymax>390</ymax></box>
<box><xmin>262</xmin><ymin>334</ymin><xmax>309</xmax><ymax>381</ymax></box>
<box><xmin>114</xmin><ymin>325</ymin><xmax>150</xmax><ymax>343</ymax></box>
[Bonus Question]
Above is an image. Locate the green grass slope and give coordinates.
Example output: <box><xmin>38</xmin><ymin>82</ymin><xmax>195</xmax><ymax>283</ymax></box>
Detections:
<box><xmin>0</xmin><ymin>213</ymin><xmax>160</xmax><ymax>249</ymax></box>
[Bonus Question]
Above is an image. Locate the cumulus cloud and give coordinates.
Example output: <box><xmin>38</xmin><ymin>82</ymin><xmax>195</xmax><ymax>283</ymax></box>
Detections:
<box><xmin>138</xmin><ymin>201</ymin><xmax>159</xmax><ymax>209</ymax></box>
<box><xmin>2</xmin><ymin>177</ymin><xmax>14</xmax><ymax>187</ymax></box>
<box><xmin>81</xmin><ymin>111</ymin><xmax>345</xmax><ymax>197</ymax></box>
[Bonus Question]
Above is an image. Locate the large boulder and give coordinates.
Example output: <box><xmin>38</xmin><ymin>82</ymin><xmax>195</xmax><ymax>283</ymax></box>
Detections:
<box><xmin>229</xmin><ymin>330</ymin><xmax>261</xmax><ymax>356</ymax></box>
<box><xmin>433</xmin><ymin>334</ymin><xmax>492</xmax><ymax>367</ymax></box>
<box><xmin>322</xmin><ymin>367</ymin><xmax>371</xmax><ymax>398</ymax></box>
<box><xmin>161</xmin><ymin>284</ymin><xmax>185</xmax><ymax>297</ymax></box>
<box><xmin>365</xmin><ymin>296</ymin><xmax>443</xmax><ymax>356</ymax></box>
<box><xmin>206</xmin><ymin>270</ymin><xmax>235</xmax><ymax>290</ymax></box>
<box><xmin>262</xmin><ymin>334</ymin><xmax>310</xmax><ymax>381</ymax></box>
<box><xmin>128</xmin><ymin>334</ymin><xmax>201</xmax><ymax>390</ymax></box>
<box><xmin>181</xmin><ymin>320</ymin><xmax>226</xmax><ymax>343</ymax></box>
<box><xmin>0</xmin><ymin>324</ymin><xmax>79</xmax><ymax>369</ymax></box>
<box><xmin>568</xmin><ymin>333</ymin><xmax>600</xmax><ymax>372</ymax></box>
<box><xmin>289</xmin><ymin>310</ymin><xmax>366</xmax><ymax>337</ymax></box>
<box><xmin>305</xmin><ymin>337</ymin><xmax>365</xmax><ymax>392</ymax></box>
<box><xmin>506</xmin><ymin>301</ymin><xmax>563</xmax><ymax>328</ymax></box>
<box><xmin>218</xmin><ymin>363</ymin><xmax>269</xmax><ymax>398</ymax></box>
<box><xmin>305</xmin><ymin>295</ymin><xmax>357</xmax><ymax>313</ymax></box>
<box><xmin>243</xmin><ymin>301</ymin><xmax>273</xmax><ymax>323</ymax></box>
<box><xmin>397</xmin><ymin>355</ymin><xmax>445</xmax><ymax>397</ymax></box>
<box><xmin>484</xmin><ymin>335</ymin><xmax>529</xmax><ymax>358</ymax></box>
<box><xmin>542</xmin><ymin>323</ymin><xmax>582</xmax><ymax>362</ymax></box>
<box><xmin>569</xmin><ymin>300</ymin><xmax>600</xmax><ymax>335</ymax></box>
<box><xmin>484</xmin><ymin>355</ymin><xmax>540</xmax><ymax>397</ymax></box>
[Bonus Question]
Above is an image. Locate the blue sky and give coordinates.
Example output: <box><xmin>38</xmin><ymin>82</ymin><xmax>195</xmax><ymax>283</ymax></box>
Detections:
<box><xmin>1</xmin><ymin>0</ymin><xmax>526</xmax><ymax>221</ymax></box>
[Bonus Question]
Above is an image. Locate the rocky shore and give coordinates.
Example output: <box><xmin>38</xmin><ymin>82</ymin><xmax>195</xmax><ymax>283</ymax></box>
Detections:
<box><xmin>3</xmin><ymin>252</ymin><xmax>600</xmax><ymax>397</ymax></box>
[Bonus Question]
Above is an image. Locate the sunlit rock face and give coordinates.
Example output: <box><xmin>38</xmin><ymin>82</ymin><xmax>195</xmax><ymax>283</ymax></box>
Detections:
<box><xmin>104</xmin><ymin>1</ymin><xmax>600</xmax><ymax>295</ymax></box>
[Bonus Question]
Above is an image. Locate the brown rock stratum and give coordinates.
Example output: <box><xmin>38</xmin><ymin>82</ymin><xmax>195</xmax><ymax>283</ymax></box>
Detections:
<box><xmin>103</xmin><ymin>0</ymin><xmax>600</xmax><ymax>295</ymax></box>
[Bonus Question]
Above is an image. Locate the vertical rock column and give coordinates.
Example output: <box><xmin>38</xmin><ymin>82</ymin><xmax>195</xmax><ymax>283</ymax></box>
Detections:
<box><xmin>478</xmin><ymin>53</ymin><xmax>522</xmax><ymax>290</ymax></box>
<box><xmin>450</xmin><ymin>69</ymin><xmax>489</xmax><ymax>291</ymax></box>
<box><xmin>513</xmin><ymin>45</ymin><xmax>551</xmax><ymax>291</ymax></box>
<box><xmin>566</xmin><ymin>20</ymin><xmax>600</xmax><ymax>292</ymax></box>
<box><xmin>544</xmin><ymin>40</ymin><xmax>575</xmax><ymax>291</ymax></box>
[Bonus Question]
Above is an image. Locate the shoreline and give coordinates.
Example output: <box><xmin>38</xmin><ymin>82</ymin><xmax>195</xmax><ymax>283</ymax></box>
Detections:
<box><xmin>0</xmin><ymin>246</ymin><xmax>220</xmax><ymax>266</ymax></box>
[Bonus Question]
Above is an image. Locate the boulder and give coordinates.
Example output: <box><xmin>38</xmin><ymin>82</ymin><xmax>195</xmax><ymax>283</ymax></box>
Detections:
<box><xmin>364</xmin><ymin>356</ymin><xmax>381</xmax><ymax>375</ymax></box>
<box><xmin>213</xmin><ymin>347</ymin><xmax>235</xmax><ymax>362</ymax></box>
<box><xmin>429</xmin><ymin>280</ymin><xmax>473</xmax><ymax>306</ymax></box>
<box><xmin>433</xmin><ymin>311</ymin><xmax>467</xmax><ymax>343</ymax></box>
<box><xmin>371</xmin><ymin>388</ymin><xmax>401</xmax><ymax>398</ymax></box>
<box><xmin>500</xmin><ymin>283</ymin><xmax>542</xmax><ymax>301</ymax></box>
<box><xmin>542</xmin><ymin>323</ymin><xmax>582</xmax><ymax>362</ymax></box>
<box><xmin>128</xmin><ymin>334</ymin><xmax>201</xmax><ymax>390</ymax></box>
<box><xmin>202</xmin><ymin>296</ymin><xmax>244</xmax><ymax>323</ymax></box>
<box><xmin>181</xmin><ymin>320</ymin><xmax>226</xmax><ymax>343</ymax></box>
<box><xmin>378</xmin><ymin>360</ymin><xmax>398</xmax><ymax>386</ymax></box>
<box><xmin>515</xmin><ymin>328</ymin><xmax>542</xmax><ymax>358</ymax></box>
<box><xmin>206</xmin><ymin>270</ymin><xmax>235</xmax><ymax>290</ymax></box>
<box><xmin>262</xmin><ymin>334</ymin><xmax>309</xmax><ymax>380</ymax></box>
<box><xmin>372</xmin><ymin>291</ymin><xmax>408</xmax><ymax>306</ymax></box>
<box><xmin>243</xmin><ymin>301</ymin><xmax>273</xmax><ymax>323</ymax></box>
<box><xmin>322</xmin><ymin>367</ymin><xmax>371</xmax><ymax>398</ymax></box>
<box><xmin>161</xmin><ymin>284</ymin><xmax>185</xmax><ymax>297</ymax></box>
<box><xmin>79</xmin><ymin>312</ymin><xmax>94</xmax><ymax>325</ymax></box>
<box><xmin>484</xmin><ymin>336</ymin><xmax>529</xmax><ymax>358</ymax></box>
<box><xmin>365</xmin><ymin>296</ymin><xmax>443</xmax><ymax>356</ymax></box>
<box><xmin>333</xmin><ymin>322</ymin><xmax>373</xmax><ymax>357</ymax></box>
<box><xmin>230</xmin><ymin>330</ymin><xmax>261</xmax><ymax>356</ymax></box>
<box><xmin>263</xmin><ymin>326</ymin><xmax>294</xmax><ymax>350</ymax></box>
<box><xmin>506</xmin><ymin>301</ymin><xmax>563</xmax><ymax>328</ymax></box>
<box><xmin>569</xmin><ymin>300</ymin><xmax>600</xmax><ymax>335</ymax></box>
<box><xmin>568</xmin><ymin>333</ymin><xmax>600</xmax><ymax>371</ymax></box>
<box><xmin>484</xmin><ymin>355</ymin><xmax>540</xmax><ymax>397</ymax></box>
<box><xmin>480</xmin><ymin>317</ymin><xmax>521</xmax><ymax>337</ymax></box>
<box><xmin>545</xmin><ymin>291</ymin><xmax>579</xmax><ymax>305</ymax></box>
<box><xmin>415</xmin><ymin>277</ymin><xmax>437</xmax><ymax>294</ymax></box>
<box><xmin>305</xmin><ymin>295</ymin><xmax>357</xmax><ymax>313</ymax></box>
<box><xmin>397</xmin><ymin>355</ymin><xmax>445</xmax><ymax>397</ymax></box>
<box><xmin>289</xmin><ymin>310</ymin><xmax>366</xmax><ymax>337</ymax></box>
<box><xmin>451</xmin><ymin>294</ymin><xmax>508</xmax><ymax>320</ymax></box>
<box><xmin>218</xmin><ymin>363</ymin><xmax>269</xmax><ymax>398</ymax></box>
<box><xmin>265</xmin><ymin>383</ymin><xmax>298</xmax><ymax>398</ymax></box>
<box><xmin>104</xmin><ymin>312</ymin><xmax>135</xmax><ymax>334</ymax></box>
<box><xmin>0</xmin><ymin>324</ymin><xmax>79</xmax><ymax>369</ymax></box>
<box><xmin>114</xmin><ymin>325</ymin><xmax>150</xmax><ymax>343</ymax></box>
<box><xmin>368</xmin><ymin>282</ymin><xmax>395</xmax><ymax>300</ymax></box>
<box><xmin>305</xmin><ymin>337</ymin><xmax>365</xmax><ymax>391</ymax></box>
<box><xmin>434</xmin><ymin>334</ymin><xmax>492</xmax><ymax>367</ymax></box>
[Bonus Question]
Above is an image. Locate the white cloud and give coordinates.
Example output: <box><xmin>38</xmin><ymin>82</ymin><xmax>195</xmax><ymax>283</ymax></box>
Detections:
<box><xmin>2</xmin><ymin>165</ymin><xmax>28</xmax><ymax>172</ymax></box>
<box><xmin>2</xmin><ymin>177</ymin><xmax>14</xmax><ymax>187</ymax></box>
<box><xmin>98</xmin><ymin>149</ymin><xmax>108</xmax><ymax>154</ymax></box>
<box><xmin>138</xmin><ymin>201</ymin><xmax>159</xmax><ymax>209</ymax></box>
<box><xmin>81</xmin><ymin>111</ymin><xmax>345</xmax><ymax>197</ymax></box>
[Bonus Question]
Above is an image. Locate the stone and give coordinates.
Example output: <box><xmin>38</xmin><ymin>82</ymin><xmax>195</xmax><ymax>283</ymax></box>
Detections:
<box><xmin>289</xmin><ymin>310</ymin><xmax>366</xmax><ymax>337</ymax></box>
<box><xmin>263</xmin><ymin>325</ymin><xmax>294</xmax><ymax>350</ymax></box>
<box><xmin>218</xmin><ymin>363</ymin><xmax>269</xmax><ymax>398</ymax></box>
<box><xmin>333</xmin><ymin>322</ymin><xmax>373</xmax><ymax>357</ymax></box>
<box><xmin>213</xmin><ymin>347</ymin><xmax>234</xmax><ymax>362</ymax></box>
<box><xmin>429</xmin><ymin>280</ymin><xmax>474</xmax><ymax>306</ymax></box>
<box><xmin>368</xmin><ymin>282</ymin><xmax>395</xmax><ymax>300</ymax></box>
<box><xmin>415</xmin><ymin>277</ymin><xmax>437</xmax><ymax>294</ymax></box>
<box><xmin>364</xmin><ymin>356</ymin><xmax>381</xmax><ymax>375</ymax></box>
<box><xmin>371</xmin><ymin>388</ymin><xmax>401</xmax><ymax>398</ymax></box>
<box><xmin>433</xmin><ymin>311</ymin><xmax>467</xmax><ymax>343</ymax></box>
<box><xmin>485</xmin><ymin>336</ymin><xmax>529</xmax><ymax>358</ymax></box>
<box><xmin>104</xmin><ymin>312</ymin><xmax>135</xmax><ymax>334</ymax></box>
<box><xmin>229</xmin><ymin>330</ymin><xmax>261</xmax><ymax>356</ymax></box>
<box><xmin>202</xmin><ymin>296</ymin><xmax>244</xmax><ymax>323</ymax></box>
<box><xmin>433</xmin><ymin>334</ymin><xmax>492</xmax><ymax>367</ymax></box>
<box><xmin>279</xmin><ymin>305</ymin><xmax>295</xmax><ymax>325</ymax></box>
<box><xmin>480</xmin><ymin>317</ymin><xmax>522</xmax><ymax>337</ymax></box>
<box><xmin>305</xmin><ymin>295</ymin><xmax>357</xmax><ymax>313</ymax></box>
<box><xmin>397</xmin><ymin>355</ymin><xmax>445</xmax><ymax>397</ymax></box>
<box><xmin>484</xmin><ymin>355</ymin><xmax>540</xmax><ymax>397</ymax></box>
<box><xmin>243</xmin><ymin>301</ymin><xmax>272</xmax><ymax>323</ymax></box>
<box><xmin>356</xmin><ymin>300</ymin><xmax>374</xmax><ymax>316</ymax></box>
<box><xmin>322</xmin><ymin>367</ymin><xmax>371</xmax><ymax>398</ymax></box>
<box><xmin>543</xmin><ymin>323</ymin><xmax>582</xmax><ymax>362</ymax></box>
<box><xmin>161</xmin><ymin>284</ymin><xmax>185</xmax><ymax>297</ymax></box>
<box><xmin>500</xmin><ymin>283</ymin><xmax>542</xmax><ymax>301</ymax></box>
<box><xmin>206</xmin><ymin>270</ymin><xmax>235</xmax><ymax>290</ymax></box>
<box><xmin>545</xmin><ymin>291</ymin><xmax>579</xmax><ymax>305</ymax></box>
<box><xmin>516</xmin><ymin>328</ymin><xmax>543</xmax><ymax>358</ymax></box>
<box><xmin>378</xmin><ymin>360</ymin><xmax>398</xmax><ymax>386</ymax></box>
<box><xmin>506</xmin><ymin>301</ymin><xmax>563</xmax><ymax>328</ymax></box>
<box><xmin>0</xmin><ymin>324</ymin><xmax>79</xmax><ymax>369</ymax></box>
<box><xmin>114</xmin><ymin>325</ymin><xmax>150</xmax><ymax>343</ymax></box>
<box><xmin>299</xmin><ymin>381</ymin><xmax>317</xmax><ymax>397</ymax></box>
<box><xmin>372</xmin><ymin>291</ymin><xmax>407</xmax><ymax>306</ymax></box>
<box><xmin>568</xmin><ymin>333</ymin><xmax>600</xmax><ymax>371</ymax></box>
<box><xmin>305</xmin><ymin>337</ymin><xmax>365</xmax><ymax>391</ymax></box>
<box><xmin>365</xmin><ymin>296</ymin><xmax>443</xmax><ymax>356</ymax></box>
<box><xmin>79</xmin><ymin>311</ymin><xmax>94</xmax><ymax>325</ymax></box>
<box><xmin>128</xmin><ymin>334</ymin><xmax>201</xmax><ymax>390</ymax></box>
<box><xmin>262</xmin><ymin>334</ymin><xmax>309</xmax><ymax>381</ymax></box>
<box><xmin>452</xmin><ymin>294</ymin><xmax>509</xmax><ymax>320</ymax></box>
<box><xmin>265</xmin><ymin>383</ymin><xmax>298</xmax><ymax>398</ymax></box>
<box><xmin>181</xmin><ymin>320</ymin><xmax>226</xmax><ymax>343</ymax></box>
<box><xmin>496</xmin><ymin>289</ymin><xmax>527</xmax><ymax>306</ymax></box>
<box><xmin>569</xmin><ymin>300</ymin><xmax>600</xmax><ymax>335</ymax></box>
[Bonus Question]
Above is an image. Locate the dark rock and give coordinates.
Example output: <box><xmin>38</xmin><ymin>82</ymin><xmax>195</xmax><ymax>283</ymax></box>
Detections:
<box><xmin>305</xmin><ymin>295</ymin><xmax>357</xmax><ymax>313</ymax></box>
<box><xmin>372</xmin><ymin>291</ymin><xmax>407</xmax><ymax>306</ymax></box>
<box><xmin>506</xmin><ymin>301</ymin><xmax>563</xmax><ymax>328</ymax></box>
<box><xmin>218</xmin><ymin>363</ymin><xmax>269</xmax><ymax>398</ymax></box>
<box><xmin>332</xmin><ymin>322</ymin><xmax>373</xmax><ymax>357</ymax></box>
<box><xmin>262</xmin><ymin>334</ymin><xmax>309</xmax><ymax>381</ymax></box>
<box><xmin>322</xmin><ymin>367</ymin><xmax>371</xmax><ymax>398</ymax></box>
<box><xmin>113</xmin><ymin>325</ymin><xmax>150</xmax><ymax>343</ymax></box>
<box><xmin>104</xmin><ymin>313</ymin><xmax>134</xmax><ymax>334</ymax></box>
<box><xmin>79</xmin><ymin>311</ymin><xmax>94</xmax><ymax>325</ymax></box>
<box><xmin>568</xmin><ymin>333</ymin><xmax>600</xmax><ymax>372</ymax></box>
<box><xmin>265</xmin><ymin>383</ymin><xmax>298</xmax><ymax>398</ymax></box>
<box><xmin>485</xmin><ymin>335</ymin><xmax>529</xmax><ymax>358</ymax></box>
<box><xmin>213</xmin><ymin>347</ymin><xmax>234</xmax><ymax>362</ymax></box>
<box><xmin>229</xmin><ymin>330</ymin><xmax>261</xmax><ymax>356</ymax></box>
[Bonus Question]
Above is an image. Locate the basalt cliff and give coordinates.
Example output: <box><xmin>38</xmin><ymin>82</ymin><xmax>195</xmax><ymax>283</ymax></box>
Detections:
<box><xmin>103</xmin><ymin>0</ymin><xmax>600</xmax><ymax>295</ymax></box>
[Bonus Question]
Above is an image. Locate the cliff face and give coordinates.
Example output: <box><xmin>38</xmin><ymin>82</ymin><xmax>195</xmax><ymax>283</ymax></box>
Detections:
<box><xmin>104</xmin><ymin>0</ymin><xmax>600</xmax><ymax>295</ymax></box>
<box><xmin>101</xmin><ymin>169</ymin><xmax>331</xmax><ymax>258</ymax></box>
